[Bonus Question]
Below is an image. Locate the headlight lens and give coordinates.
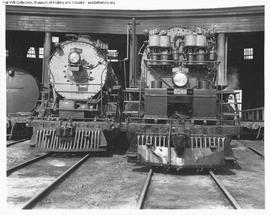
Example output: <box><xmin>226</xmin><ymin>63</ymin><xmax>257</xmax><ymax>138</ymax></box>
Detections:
<box><xmin>173</xmin><ymin>72</ymin><xmax>188</xmax><ymax>87</ymax></box>
<box><xmin>69</xmin><ymin>52</ymin><xmax>80</xmax><ymax>64</ymax></box>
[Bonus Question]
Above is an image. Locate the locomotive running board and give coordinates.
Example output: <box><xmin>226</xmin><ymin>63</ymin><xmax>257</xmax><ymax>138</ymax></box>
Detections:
<box><xmin>33</xmin><ymin>128</ymin><xmax>107</xmax><ymax>152</ymax></box>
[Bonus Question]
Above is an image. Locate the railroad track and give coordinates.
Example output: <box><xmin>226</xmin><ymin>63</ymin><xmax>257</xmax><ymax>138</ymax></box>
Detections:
<box><xmin>137</xmin><ymin>168</ymin><xmax>241</xmax><ymax>209</ymax></box>
<box><xmin>246</xmin><ymin>146</ymin><xmax>264</xmax><ymax>159</ymax></box>
<box><xmin>7</xmin><ymin>153</ymin><xmax>51</xmax><ymax>176</ymax></box>
<box><xmin>6</xmin><ymin>138</ymin><xmax>29</xmax><ymax>147</ymax></box>
<box><xmin>7</xmin><ymin>153</ymin><xmax>91</xmax><ymax>209</ymax></box>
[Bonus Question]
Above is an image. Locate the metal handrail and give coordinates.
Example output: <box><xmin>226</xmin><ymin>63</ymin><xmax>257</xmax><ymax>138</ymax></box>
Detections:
<box><xmin>241</xmin><ymin>107</ymin><xmax>264</xmax><ymax>112</ymax></box>
<box><xmin>241</xmin><ymin>107</ymin><xmax>264</xmax><ymax>122</ymax></box>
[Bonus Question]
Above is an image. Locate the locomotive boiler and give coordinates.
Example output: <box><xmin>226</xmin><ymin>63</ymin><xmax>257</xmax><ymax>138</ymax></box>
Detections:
<box><xmin>6</xmin><ymin>67</ymin><xmax>39</xmax><ymax>139</ymax></box>
<box><xmin>30</xmin><ymin>35</ymin><xmax>120</xmax><ymax>152</ymax></box>
<box><xmin>124</xmin><ymin>26</ymin><xmax>239</xmax><ymax>168</ymax></box>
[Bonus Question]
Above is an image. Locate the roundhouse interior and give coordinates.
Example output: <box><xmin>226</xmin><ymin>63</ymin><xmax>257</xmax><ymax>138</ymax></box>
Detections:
<box><xmin>4</xmin><ymin>5</ymin><xmax>266</xmax><ymax>208</ymax></box>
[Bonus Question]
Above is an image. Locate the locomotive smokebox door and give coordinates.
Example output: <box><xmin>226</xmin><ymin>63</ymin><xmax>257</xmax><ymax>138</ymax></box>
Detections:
<box><xmin>193</xmin><ymin>89</ymin><xmax>216</xmax><ymax>119</ymax></box>
<box><xmin>144</xmin><ymin>88</ymin><xmax>168</xmax><ymax>119</ymax></box>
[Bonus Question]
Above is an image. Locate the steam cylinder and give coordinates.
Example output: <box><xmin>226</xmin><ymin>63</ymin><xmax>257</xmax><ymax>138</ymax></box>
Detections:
<box><xmin>160</xmin><ymin>35</ymin><xmax>170</xmax><ymax>47</ymax></box>
<box><xmin>6</xmin><ymin>67</ymin><xmax>39</xmax><ymax>114</ymax></box>
<box><xmin>196</xmin><ymin>35</ymin><xmax>206</xmax><ymax>47</ymax></box>
<box><xmin>149</xmin><ymin>35</ymin><xmax>160</xmax><ymax>47</ymax></box>
<box><xmin>184</xmin><ymin>34</ymin><xmax>196</xmax><ymax>46</ymax></box>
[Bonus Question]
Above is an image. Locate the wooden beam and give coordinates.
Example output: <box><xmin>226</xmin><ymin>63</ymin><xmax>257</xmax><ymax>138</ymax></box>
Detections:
<box><xmin>6</xmin><ymin>5</ymin><xmax>264</xmax><ymax>18</ymax></box>
<box><xmin>6</xmin><ymin>6</ymin><xmax>264</xmax><ymax>34</ymax></box>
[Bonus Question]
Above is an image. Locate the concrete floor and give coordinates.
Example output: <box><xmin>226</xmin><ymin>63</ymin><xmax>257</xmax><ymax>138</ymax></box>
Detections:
<box><xmin>144</xmin><ymin>173</ymin><xmax>232</xmax><ymax>209</ymax></box>
<box><xmin>215</xmin><ymin>139</ymin><xmax>264</xmax><ymax>209</ymax></box>
<box><xmin>7</xmin><ymin>140</ymin><xmax>47</xmax><ymax>169</ymax></box>
<box><xmin>6</xmin><ymin>139</ymin><xmax>265</xmax><ymax>209</ymax></box>
<box><xmin>7</xmin><ymin>154</ymin><xmax>82</xmax><ymax>208</ymax></box>
<box><xmin>35</xmin><ymin>155</ymin><xmax>147</xmax><ymax>209</ymax></box>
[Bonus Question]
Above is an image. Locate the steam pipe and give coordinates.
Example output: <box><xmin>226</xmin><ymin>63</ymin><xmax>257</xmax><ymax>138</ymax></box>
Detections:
<box><xmin>217</xmin><ymin>33</ymin><xmax>227</xmax><ymax>86</ymax></box>
<box><xmin>123</xmin><ymin>25</ymin><xmax>130</xmax><ymax>61</ymax></box>
<box><xmin>132</xmin><ymin>18</ymin><xmax>137</xmax><ymax>87</ymax></box>
<box><xmin>122</xmin><ymin>25</ymin><xmax>130</xmax><ymax>89</ymax></box>
<box><xmin>42</xmin><ymin>32</ymin><xmax>51</xmax><ymax>89</ymax></box>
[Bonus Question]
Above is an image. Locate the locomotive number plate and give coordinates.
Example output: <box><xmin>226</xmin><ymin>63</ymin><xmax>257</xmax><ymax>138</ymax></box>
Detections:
<box><xmin>174</xmin><ymin>89</ymin><xmax>187</xmax><ymax>95</ymax></box>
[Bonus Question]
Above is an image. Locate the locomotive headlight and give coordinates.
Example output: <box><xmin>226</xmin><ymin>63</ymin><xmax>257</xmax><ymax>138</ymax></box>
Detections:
<box><xmin>173</xmin><ymin>72</ymin><xmax>188</xmax><ymax>87</ymax></box>
<box><xmin>69</xmin><ymin>52</ymin><xmax>80</xmax><ymax>64</ymax></box>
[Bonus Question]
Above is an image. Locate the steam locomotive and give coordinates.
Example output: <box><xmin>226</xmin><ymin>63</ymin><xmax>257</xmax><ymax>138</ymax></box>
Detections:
<box><xmin>30</xmin><ymin>35</ymin><xmax>121</xmax><ymax>152</ymax></box>
<box><xmin>123</xmin><ymin>27</ymin><xmax>239</xmax><ymax>168</ymax></box>
<box><xmin>6</xmin><ymin>67</ymin><xmax>39</xmax><ymax>139</ymax></box>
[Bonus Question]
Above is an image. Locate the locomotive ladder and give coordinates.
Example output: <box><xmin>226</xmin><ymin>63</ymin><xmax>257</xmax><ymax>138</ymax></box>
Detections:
<box><xmin>106</xmin><ymin>85</ymin><xmax>121</xmax><ymax>117</ymax></box>
<box><xmin>123</xmin><ymin>88</ymin><xmax>144</xmax><ymax>118</ymax></box>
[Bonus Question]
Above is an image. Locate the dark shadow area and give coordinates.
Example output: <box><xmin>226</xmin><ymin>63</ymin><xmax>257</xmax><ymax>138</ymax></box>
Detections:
<box><xmin>49</xmin><ymin>151</ymin><xmax>111</xmax><ymax>158</ymax></box>
<box><xmin>131</xmin><ymin>164</ymin><xmax>237</xmax><ymax>176</ymax></box>
<box><xmin>227</xmin><ymin>32</ymin><xmax>264</xmax><ymax>109</ymax></box>
<box><xmin>104</xmin><ymin>130</ymin><xmax>130</xmax><ymax>155</ymax></box>
<box><xmin>240</xmin><ymin>127</ymin><xmax>264</xmax><ymax>140</ymax></box>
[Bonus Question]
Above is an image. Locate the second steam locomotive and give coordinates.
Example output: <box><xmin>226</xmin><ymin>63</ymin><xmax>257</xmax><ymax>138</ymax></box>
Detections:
<box><xmin>123</xmin><ymin>26</ymin><xmax>239</xmax><ymax>168</ymax></box>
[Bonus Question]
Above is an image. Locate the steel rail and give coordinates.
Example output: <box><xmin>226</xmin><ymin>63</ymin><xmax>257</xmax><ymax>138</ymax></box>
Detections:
<box><xmin>7</xmin><ymin>153</ymin><xmax>51</xmax><ymax>176</ymax></box>
<box><xmin>22</xmin><ymin>153</ymin><xmax>91</xmax><ymax>209</ymax></box>
<box><xmin>7</xmin><ymin>139</ymin><xmax>29</xmax><ymax>147</ymax></box>
<box><xmin>247</xmin><ymin>146</ymin><xmax>264</xmax><ymax>158</ymax></box>
<box><xmin>137</xmin><ymin>169</ymin><xmax>240</xmax><ymax>209</ymax></box>
<box><xmin>209</xmin><ymin>170</ymin><xmax>241</xmax><ymax>209</ymax></box>
<box><xmin>136</xmin><ymin>168</ymin><xmax>153</xmax><ymax>209</ymax></box>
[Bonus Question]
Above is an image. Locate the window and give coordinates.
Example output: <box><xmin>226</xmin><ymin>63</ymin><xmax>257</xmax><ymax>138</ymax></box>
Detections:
<box><xmin>6</xmin><ymin>50</ymin><xmax>9</xmax><ymax>57</ymax></box>
<box><xmin>39</xmin><ymin>47</ymin><xmax>44</xmax><ymax>59</ymax></box>
<box><xmin>243</xmin><ymin>48</ymin><xmax>253</xmax><ymax>60</ymax></box>
<box><xmin>52</xmin><ymin>36</ymin><xmax>59</xmax><ymax>43</ymax></box>
<box><xmin>26</xmin><ymin>47</ymin><xmax>36</xmax><ymax>58</ymax></box>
